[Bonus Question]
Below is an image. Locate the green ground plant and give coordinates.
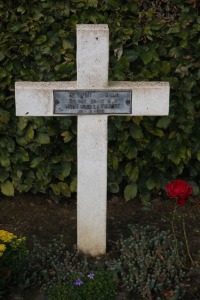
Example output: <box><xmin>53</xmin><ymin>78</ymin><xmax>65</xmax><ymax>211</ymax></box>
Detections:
<box><xmin>48</xmin><ymin>270</ymin><xmax>117</xmax><ymax>300</ymax></box>
<box><xmin>13</xmin><ymin>225</ymin><xmax>199</xmax><ymax>300</ymax></box>
<box><xmin>0</xmin><ymin>230</ymin><xmax>28</xmax><ymax>294</ymax></box>
<box><xmin>110</xmin><ymin>225</ymin><xmax>191</xmax><ymax>299</ymax></box>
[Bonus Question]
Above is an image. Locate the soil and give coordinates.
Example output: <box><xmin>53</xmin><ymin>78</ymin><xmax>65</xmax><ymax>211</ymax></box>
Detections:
<box><xmin>0</xmin><ymin>193</ymin><xmax>200</xmax><ymax>299</ymax></box>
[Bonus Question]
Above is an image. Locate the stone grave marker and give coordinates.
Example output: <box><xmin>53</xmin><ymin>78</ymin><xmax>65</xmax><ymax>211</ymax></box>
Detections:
<box><xmin>15</xmin><ymin>24</ymin><xmax>170</xmax><ymax>256</ymax></box>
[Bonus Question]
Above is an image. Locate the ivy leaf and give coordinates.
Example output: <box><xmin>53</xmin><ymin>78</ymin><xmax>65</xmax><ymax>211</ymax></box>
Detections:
<box><xmin>140</xmin><ymin>190</ymin><xmax>151</xmax><ymax>206</ymax></box>
<box><xmin>161</xmin><ymin>62</ymin><xmax>171</xmax><ymax>75</ymax></box>
<box><xmin>0</xmin><ymin>69</ymin><xmax>7</xmax><ymax>79</ymax></box>
<box><xmin>132</xmin><ymin>116</ymin><xmax>143</xmax><ymax>126</ymax></box>
<box><xmin>70</xmin><ymin>177</ymin><xmax>77</xmax><ymax>193</ymax></box>
<box><xmin>35</xmin><ymin>35</ymin><xmax>47</xmax><ymax>45</ymax></box>
<box><xmin>108</xmin><ymin>182</ymin><xmax>119</xmax><ymax>193</ymax></box>
<box><xmin>0</xmin><ymin>51</ymin><xmax>5</xmax><ymax>61</ymax></box>
<box><xmin>37</xmin><ymin>132</ymin><xmax>50</xmax><ymax>145</ymax></box>
<box><xmin>50</xmin><ymin>184</ymin><xmax>60</xmax><ymax>196</ymax></box>
<box><xmin>62</xmin><ymin>40</ymin><xmax>74</xmax><ymax>50</ymax></box>
<box><xmin>54</xmin><ymin>62</ymin><xmax>74</xmax><ymax>73</ymax></box>
<box><xmin>0</xmin><ymin>170</ymin><xmax>9</xmax><ymax>183</ymax></box>
<box><xmin>56</xmin><ymin>162</ymin><xmax>71</xmax><ymax>180</ymax></box>
<box><xmin>129</xmin><ymin>124</ymin><xmax>143</xmax><ymax>140</ymax></box>
<box><xmin>87</xmin><ymin>0</ymin><xmax>98</xmax><ymax>7</ymax></box>
<box><xmin>168</xmin><ymin>153</ymin><xmax>181</xmax><ymax>165</ymax></box>
<box><xmin>124</xmin><ymin>183</ymin><xmax>137</xmax><ymax>201</ymax></box>
<box><xmin>0</xmin><ymin>108</ymin><xmax>10</xmax><ymax>124</ymax></box>
<box><xmin>140</xmin><ymin>51</ymin><xmax>153</xmax><ymax>65</ymax></box>
<box><xmin>125</xmin><ymin>147</ymin><xmax>138</xmax><ymax>159</ymax></box>
<box><xmin>13</xmin><ymin>148</ymin><xmax>29</xmax><ymax>163</ymax></box>
<box><xmin>187</xmin><ymin>180</ymin><xmax>199</xmax><ymax>196</ymax></box>
<box><xmin>1</xmin><ymin>180</ymin><xmax>14</xmax><ymax>196</ymax></box>
<box><xmin>112</xmin><ymin>155</ymin><xmax>119</xmax><ymax>171</ymax></box>
<box><xmin>146</xmin><ymin>176</ymin><xmax>156</xmax><ymax>190</ymax></box>
<box><xmin>61</xmin><ymin>131</ymin><xmax>73</xmax><ymax>143</ymax></box>
<box><xmin>124</xmin><ymin>49</ymin><xmax>139</xmax><ymax>62</ymax></box>
<box><xmin>17</xmin><ymin>6</ymin><xmax>26</xmax><ymax>13</ymax></box>
<box><xmin>125</xmin><ymin>163</ymin><xmax>139</xmax><ymax>182</ymax></box>
<box><xmin>25</xmin><ymin>126</ymin><xmax>34</xmax><ymax>142</ymax></box>
<box><xmin>197</xmin><ymin>149</ymin><xmax>200</xmax><ymax>161</ymax></box>
<box><xmin>156</xmin><ymin>117</ymin><xmax>171</xmax><ymax>129</ymax></box>
<box><xmin>30</xmin><ymin>157</ymin><xmax>44</xmax><ymax>168</ymax></box>
<box><xmin>17</xmin><ymin>117</ymin><xmax>28</xmax><ymax>131</ymax></box>
<box><xmin>58</xmin><ymin>182</ymin><xmax>71</xmax><ymax>197</ymax></box>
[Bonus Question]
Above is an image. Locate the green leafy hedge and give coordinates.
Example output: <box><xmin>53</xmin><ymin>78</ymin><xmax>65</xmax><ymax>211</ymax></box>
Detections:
<box><xmin>0</xmin><ymin>0</ymin><xmax>199</xmax><ymax>203</ymax></box>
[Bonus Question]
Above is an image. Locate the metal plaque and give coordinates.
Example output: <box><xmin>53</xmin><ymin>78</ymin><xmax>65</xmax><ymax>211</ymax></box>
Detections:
<box><xmin>53</xmin><ymin>90</ymin><xmax>132</xmax><ymax>115</ymax></box>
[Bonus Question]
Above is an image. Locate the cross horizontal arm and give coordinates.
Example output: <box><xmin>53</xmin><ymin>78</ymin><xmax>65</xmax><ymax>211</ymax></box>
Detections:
<box><xmin>15</xmin><ymin>81</ymin><xmax>169</xmax><ymax>116</ymax></box>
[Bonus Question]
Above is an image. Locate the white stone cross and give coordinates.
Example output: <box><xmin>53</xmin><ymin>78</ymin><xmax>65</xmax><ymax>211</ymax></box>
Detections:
<box><xmin>15</xmin><ymin>24</ymin><xmax>169</xmax><ymax>256</ymax></box>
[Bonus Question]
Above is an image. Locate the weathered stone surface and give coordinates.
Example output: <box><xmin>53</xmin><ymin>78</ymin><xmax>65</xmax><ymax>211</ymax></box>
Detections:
<box><xmin>15</xmin><ymin>81</ymin><xmax>169</xmax><ymax>117</ymax></box>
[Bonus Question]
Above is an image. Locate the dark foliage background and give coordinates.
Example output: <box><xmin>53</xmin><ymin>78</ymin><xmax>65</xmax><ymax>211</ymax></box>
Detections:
<box><xmin>0</xmin><ymin>0</ymin><xmax>199</xmax><ymax>203</ymax></box>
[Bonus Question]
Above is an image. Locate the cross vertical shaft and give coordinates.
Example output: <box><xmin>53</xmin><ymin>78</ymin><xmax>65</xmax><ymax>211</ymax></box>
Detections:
<box><xmin>77</xmin><ymin>25</ymin><xmax>109</xmax><ymax>255</ymax></box>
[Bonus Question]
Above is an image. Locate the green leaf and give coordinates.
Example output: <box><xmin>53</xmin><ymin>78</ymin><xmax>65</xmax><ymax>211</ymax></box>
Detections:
<box><xmin>56</xmin><ymin>162</ymin><xmax>71</xmax><ymax>180</ymax></box>
<box><xmin>61</xmin><ymin>131</ymin><xmax>73</xmax><ymax>143</ymax></box>
<box><xmin>129</xmin><ymin>124</ymin><xmax>143</xmax><ymax>139</ymax></box>
<box><xmin>140</xmin><ymin>51</ymin><xmax>153</xmax><ymax>65</ymax></box>
<box><xmin>125</xmin><ymin>163</ymin><xmax>139</xmax><ymax>182</ymax></box>
<box><xmin>187</xmin><ymin>180</ymin><xmax>199</xmax><ymax>196</ymax></box>
<box><xmin>140</xmin><ymin>191</ymin><xmax>151</xmax><ymax>206</ymax></box>
<box><xmin>108</xmin><ymin>182</ymin><xmax>119</xmax><ymax>193</ymax></box>
<box><xmin>0</xmin><ymin>170</ymin><xmax>9</xmax><ymax>183</ymax></box>
<box><xmin>146</xmin><ymin>176</ymin><xmax>156</xmax><ymax>190</ymax></box>
<box><xmin>167</xmin><ymin>24</ymin><xmax>180</xmax><ymax>34</ymax></box>
<box><xmin>156</xmin><ymin>117</ymin><xmax>171</xmax><ymax>129</ymax></box>
<box><xmin>30</xmin><ymin>157</ymin><xmax>44</xmax><ymax>168</ymax></box>
<box><xmin>25</xmin><ymin>126</ymin><xmax>34</xmax><ymax>142</ymax></box>
<box><xmin>16</xmin><ymin>136</ymin><xmax>28</xmax><ymax>146</ymax></box>
<box><xmin>50</xmin><ymin>184</ymin><xmax>60</xmax><ymax>196</ymax></box>
<box><xmin>168</xmin><ymin>153</ymin><xmax>181</xmax><ymax>165</ymax></box>
<box><xmin>124</xmin><ymin>183</ymin><xmax>137</xmax><ymax>201</ymax></box>
<box><xmin>62</xmin><ymin>40</ymin><xmax>74</xmax><ymax>50</ymax></box>
<box><xmin>125</xmin><ymin>147</ymin><xmax>138</xmax><ymax>159</ymax></box>
<box><xmin>33</xmin><ymin>11</ymin><xmax>43</xmax><ymax>21</ymax></box>
<box><xmin>197</xmin><ymin>149</ymin><xmax>200</xmax><ymax>161</ymax></box>
<box><xmin>54</xmin><ymin>62</ymin><xmax>74</xmax><ymax>73</ymax></box>
<box><xmin>0</xmin><ymin>108</ymin><xmax>10</xmax><ymax>124</ymax></box>
<box><xmin>130</xmin><ymin>3</ymin><xmax>138</xmax><ymax>13</ymax></box>
<box><xmin>147</xmin><ymin>128</ymin><xmax>164</xmax><ymax>137</ymax></box>
<box><xmin>17</xmin><ymin>6</ymin><xmax>26</xmax><ymax>13</ymax></box>
<box><xmin>70</xmin><ymin>177</ymin><xmax>77</xmax><ymax>193</ymax></box>
<box><xmin>37</xmin><ymin>132</ymin><xmax>50</xmax><ymax>144</ymax></box>
<box><xmin>112</xmin><ymin>155</ymin><xmax>119</xmax><ymax>171</ymax></box>
<box><xmin>35</xmin><ymin>35</ymin><xmax>47</xmax><ymax>45</ymax></box>
<box><xmin>124</xmin><ymin>50</ymin><xmax>139</xmax><ymax>62</ymax></box>
<box><xmin>12</xmin><ymin>148</ymin><xmax>29</xmax><ymax>163</ymax></box>
<box><xmin>17</xmin><ymin>118</ymin><xmax>28</xmax><ymax>132</ymax></box>
<box><xmin>132</xmin><ymin>116</ymin><xmax>143</xmax><ymax>125</ymax></box>
<box><xmin>87</xmin><ymin>0</ymin><xmax>98</xmax><ymax>6</ymax></box>
<box><xmin>24</xmin><ymin>171</ymin><xmax>35</xmax><ymax>184</ymax></box>
<box><xmin>1</xmin><ymin>180</ymin><xmax>14</xmax><ymax>196</ymax></box>
<box><xmin>58</xmin><ymin>182</ymin><xmax>71</xmax><ymax>197</ymax></box>
<box><xmin>161</xmin><ymin>62</ymin><xmax>171</xmax><ymax>75</ymax></box>
<box><xmin>0</xmin><ymin>52</ymin><xmax>5</xmax><ymax>61</ymax></box>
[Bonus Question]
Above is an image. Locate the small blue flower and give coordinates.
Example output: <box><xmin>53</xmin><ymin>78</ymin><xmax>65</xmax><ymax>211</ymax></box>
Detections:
<box><xmin>87</xmin><ymin>272</ymin><xmax>95</xmax><ymax>279</ymax></box>
<box><xmin>73</xmin><ymin>278</ymin><xmax>83</xmax><ymax>286</ymax></box>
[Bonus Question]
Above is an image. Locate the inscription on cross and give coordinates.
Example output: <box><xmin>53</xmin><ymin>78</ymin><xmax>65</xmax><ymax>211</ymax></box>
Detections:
<box><xmin>15</xmin><ymin>24</ymin><xmax>169</xmax><ymax>256</ymax></box>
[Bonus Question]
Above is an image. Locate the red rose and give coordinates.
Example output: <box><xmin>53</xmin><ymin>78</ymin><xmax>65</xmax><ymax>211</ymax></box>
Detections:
<box><xmin>166</xmin><ymin>179</ymin><xmax>192</xmax><ymax>206</ymax></box>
